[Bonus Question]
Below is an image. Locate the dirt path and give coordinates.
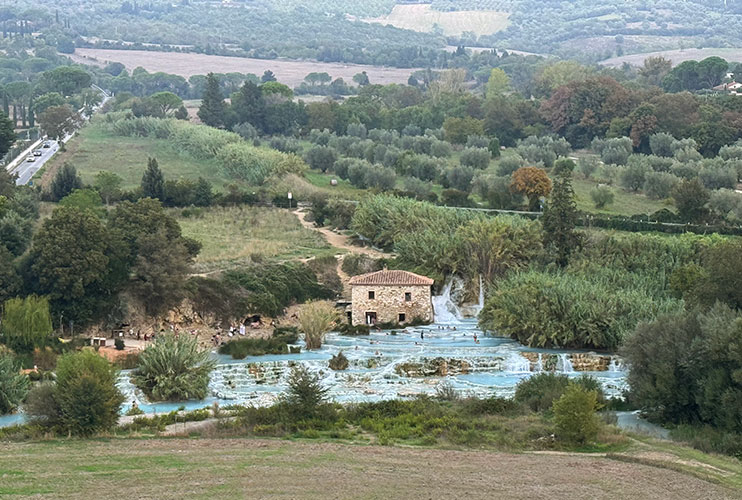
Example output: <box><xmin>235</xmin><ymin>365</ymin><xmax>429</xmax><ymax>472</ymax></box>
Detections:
<box><xmin>3</xmin><ymin>438</ymin><xmax>740</xmax><ymax>499</ymax></box>
<box><xmin>293</xmin><ymin>208</ymin><xmax>390</xmax><ymax>298</ymax></box>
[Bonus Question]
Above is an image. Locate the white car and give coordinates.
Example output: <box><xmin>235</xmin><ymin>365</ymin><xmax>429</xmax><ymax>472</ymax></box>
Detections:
<box><xmin>26</xmin><ymin>156</ymin><xmax>36</xmax><ymax>162</ymax></box>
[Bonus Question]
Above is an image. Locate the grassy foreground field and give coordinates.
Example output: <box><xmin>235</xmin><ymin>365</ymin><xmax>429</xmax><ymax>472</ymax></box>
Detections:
<box><xmin>174</xmin><ymin>206</ymin><xmax>332</xmax><ymax>273</ymax></box>
<box><xmin>0</xmin><ymin>437</ymin><xmax>740</xmax><ymax>499</ymax></box>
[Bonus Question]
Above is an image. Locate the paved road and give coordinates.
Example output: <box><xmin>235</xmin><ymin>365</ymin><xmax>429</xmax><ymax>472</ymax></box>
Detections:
<box><xmin>11</xmin><ymin>140</ymin><xmax>60</xmax><ymax>186</ymax></box>
<box><xmin>7</xmin><ymin>87</ymin><xmax>111</xmax><ymax>186</ymax></box>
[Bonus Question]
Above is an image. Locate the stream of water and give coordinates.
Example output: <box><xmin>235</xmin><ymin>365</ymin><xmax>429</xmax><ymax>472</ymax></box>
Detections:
<box><xmin>1</xmin><ymin>281</ymin><xmax>628</xmax><ymax>426</ymax></box>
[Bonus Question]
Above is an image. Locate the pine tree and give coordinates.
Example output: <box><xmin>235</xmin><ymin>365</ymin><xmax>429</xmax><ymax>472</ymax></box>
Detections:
<box><xmin>197</xmin><ymin>73</ymin><xmax>226</xmax><ymax>128</ymax></box>
<box><xmin>542</xmin><ymin>165</ymin><xmax>581</xmax><ymax>267</ymax></box>
<box><xmin>141</xmin><ymin>157</ymin><xmax>164</xmax><ymax>200</ymax></box>
<box><xmin>50</xmin><ymin>163</ymin><xmax>83</xmax><ymax>202</ymax></box>
<box><xmin>193</xmin><ymin>177</ymin><xmax>213</xmax><ymax>207</ymax></box>
<box><xmin>173</xmin><ymin>105</ymin><xmax>188</xmax><ymax>120</ymax></box>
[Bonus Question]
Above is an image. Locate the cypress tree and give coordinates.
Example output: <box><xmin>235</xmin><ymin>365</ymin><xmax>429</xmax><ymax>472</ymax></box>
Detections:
<box><xmin>197</xmin><ymin>73</ymin><xmax>226</xmax><ymax>128</ymax></box>
<box><xmin>141</xmin><ymin>157</ymin><xmax>164</xmax><ymax>201</ymax></box>
<box><xmin>542</xmin><ymin>160</ymin><xmax>581</xmax><ymax>267</ymax></box>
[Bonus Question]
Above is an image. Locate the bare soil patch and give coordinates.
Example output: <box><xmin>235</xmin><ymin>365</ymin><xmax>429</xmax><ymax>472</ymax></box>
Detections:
<box><xmin>71</xmin><ymin>48</ymin><xmax>418</xmax><ymax>88</ymax></box>
<box><xmin>2</xmin><ymin>438</ymin><xmax>739</xmax><ymax>499</ymax></box>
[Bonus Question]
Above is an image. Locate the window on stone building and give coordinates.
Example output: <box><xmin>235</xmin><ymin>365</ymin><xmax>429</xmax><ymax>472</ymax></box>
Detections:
<box><xmin>398</xmin><ymin>313</ymin><xmax>406</xmax><ymax>323</ymax></box>
<box><xmin>368</xmin><ymin>291</ymin><xmax>375</xmax><ymax>299</ymax></box>
<box><xmin>404</xmin><ymin>292</ymin><xmax>412</xmax><ymax>302</ymax></box>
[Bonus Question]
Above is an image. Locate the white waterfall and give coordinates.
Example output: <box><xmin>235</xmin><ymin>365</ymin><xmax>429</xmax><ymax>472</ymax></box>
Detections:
<box><xmin>432</xmin><ymin>279</ymin><xmax>463</xmax><ymax>323</ymax></box>
<box><xmin>556</xmin><ymin>353</ymin><xmax>574</xmax><ymax>373</ymax></box>
<box><xmin>470</xmin><ymin>275</ymin><xmax>486</xmax><ymax>317</ymax></box>
<box><xmin>609</xmin><ymin>357</ymin><xmax>624</xmax><ymax>372</ymax></box>
<box><xmin>534</xmin><ymin>353</ymin><xmax>544</xmax><ymax>372</ymax></box>
<box><xmin>504</xmin><ymin>353</ymin><xmax>531</xmax><ymax>373</ymax></box>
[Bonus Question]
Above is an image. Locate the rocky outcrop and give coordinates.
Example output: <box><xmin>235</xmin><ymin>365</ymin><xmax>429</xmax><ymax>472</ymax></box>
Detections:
<box><xmin>395</xmin><ymin>357</ymin><xmax>471</xmax><ymax>377</ymax></box>
<box><xmin>520</xmin><ymin>352</ymin><xmax>615</xmax><ymax>372</ymax></box>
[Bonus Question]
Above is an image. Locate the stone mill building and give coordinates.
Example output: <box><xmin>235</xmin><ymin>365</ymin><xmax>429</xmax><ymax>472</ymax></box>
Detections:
<box><xmin>348</xmin><ymin>269</ymin><xmax>434</xmax><ymax>326</ymax></box>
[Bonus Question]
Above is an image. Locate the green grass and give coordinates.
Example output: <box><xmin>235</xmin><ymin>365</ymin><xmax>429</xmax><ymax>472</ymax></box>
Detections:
<box><xmin>173</xmin><ymin>205</ymin><xmax>332</xmax><ymax>272</ymax></box>
<box><xmin>303</xmin><ymin>171</ymin><xmax>366</xmax><ymax>198</ymax></box>
<box><xmin>0</xmin><ymin>432</ymin><xmax>740</xmax><ymax>499</ymax></box>
<box><xmin>43</xmin><ymin>119</ymin><xmax>230</xmax><ymax>191</ymax></box>
<box><xmin>572</xmin><ymin>177</ymin><xmax>669</xmax><ymax>216</ymax></box>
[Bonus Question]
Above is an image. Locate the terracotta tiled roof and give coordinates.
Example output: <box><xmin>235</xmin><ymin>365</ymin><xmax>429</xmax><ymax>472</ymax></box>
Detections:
<box><xmin>349</xmin><ymin>270</ymin><xmax>434</xmax><ymax>286</ymax></box>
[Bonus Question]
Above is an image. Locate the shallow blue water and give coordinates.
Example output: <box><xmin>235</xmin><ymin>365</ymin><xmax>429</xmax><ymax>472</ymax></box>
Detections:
<box><xmin>117</xmin><ymin>320</ymin><xmax>627</xmax><ymax>414</ymax></box>
<box><xmin>1</xmin><ymin>320</ymin><xmax>628</xmax><ymax>427</ymax></box>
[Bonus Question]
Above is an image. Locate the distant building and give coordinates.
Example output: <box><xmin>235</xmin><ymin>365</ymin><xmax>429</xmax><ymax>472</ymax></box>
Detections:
<box><xmin>349</xmin><ymin>270</ymin><xmax>434</xmax><ymax>326</ymax></box>
<box><xmin>712</xmin><ymin>81</ymin><xmax>742</xmax><ymax>95</ymax></box>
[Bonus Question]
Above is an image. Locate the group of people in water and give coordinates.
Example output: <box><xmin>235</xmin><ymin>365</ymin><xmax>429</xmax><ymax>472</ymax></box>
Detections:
<box><xmin>361</xmin><ymin>325</ymin><xmax>480</xmax><ymax>357</ymax></box>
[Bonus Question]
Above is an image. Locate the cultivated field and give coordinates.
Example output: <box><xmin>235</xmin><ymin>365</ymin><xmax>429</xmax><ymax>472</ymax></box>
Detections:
<box><xmin>174</xmin><ymin>206</ymin><xmax>331</xmax><ymax>273</ymax></box>
<box><xmin>1</xmin><ymin>438</ymin><xmax>740</xmax><ymax>499</ymax></box>
<box><xmin>362</xmin><ymin>4</ymin><xmax>510</xmax><ymax>37</ymax></box>
<box><xmin>71</xmin><ymin>48</ymin><xmax>419</xmax><ymax>87</ymax></box>
<box><xmin>601</xmin><ymin>47</ymin><xmax>742</xmax><ymax>67</ymax></box>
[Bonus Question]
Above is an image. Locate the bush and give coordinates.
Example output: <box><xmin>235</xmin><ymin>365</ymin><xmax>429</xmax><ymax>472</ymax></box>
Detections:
<box><xmin>623</xmin><ymin>305</ymin><xmax>742</xmax><ymax>433</ymax></box>
<box><xmin>114</xmin><ymin>338</ymin><xmax>125</xmax><ymax>351</ymax></box>
<box><xmin>219</xmin><ymin>329</ymin><xmax>299</xmax><ymax>358</ymax></box>
<box><xmin>435</xmin><ymin>381</ymin><xmax>460</xmax><ymax>401</ymax></box>
<box><xmin>593</xmin><ymin>137</ymin><xmax>632</xmax><ymax>166</ymax></box>
<box><xmin>299</xmin><ymin>301</ymin><xmax>339</xmax><ymax>349</ymax></box>
<box><xmin>466</xmin><ymin>135</ymin><xmax>489</xmax><ymax>149</ymax></box>
<box><xmin>643</xmin><ymin>171</ymin><xmax>680</xmax><ymax>199</ymax></box>
<box><xmin>132</xmin><ymin>333</ymin><xmax>216</xmax><ymax>401</ymax></box>
<box><xmin>217</xmin><ymin>142</ymin><xmax>305</xmax><ymax>185</ymax></box>
<box><xmin>0</xmin><ymin>295</ymin><xmax>54</xmax><ymax>354</ymax></box>
<box><xmin>459</xmin><ymin>147</ymin><xmax>491</xmax><ymax>169</ymax></box>
<box><xmin>24</xmin><ymin>382</ymin><xmax>62</xmax><ymax>428</ymax></box>
<box><xmin>514</xmin><ymin>373</ymin><xmax>570</xmax><ymax>412</ymax></box>
<box><xmin>553</xmin><ymin>384</ymin><xmax>600</xmax><ymax>444</ymax></box>
<box><xmin>329</xmin><ymin>351</ymin><xmax>349</xmax><ymax>370</ymax></box>
<box><xmin>473</xmin><ymin>174</ymin><xmax>523</xmax><ymax>209</ymax></box>
<box><xmin>341</xmin><ymin>254</ymin><xmax>383</xmax><ymax>276</ymax></box>
<box><xmin>649</xmin><ymin>133</ymin><xmax>676</xmax><ymax>157</ymax></box>
<box><xmin>496</xmin><ymin>154</ymin><xmax>524</xmax><ymax>176</ymax></box>
<box><xmin>444</xmin><ymin>165</ymin><xmax>475</xmax><ymax>192</ymax></box>
<box><xmin>281</xmin><ymin>365</ymin><xmax>330</xmax><ymax>420</ymax></box>
<box><xmin>479</xmin><ymin>269</ymin><xmax>680</xmax><ymax>350</ymax></box>
<box><xmin>54</xmin><ymin>350</ymin><xmax>124</xmax><ymax>436</ymax></box>
<box><xmin>0</xmin><ymin>353</ymin><xmax>29</xmax><ymax>415</ymax></box>
<box><xmin>224</xmin><ymin>262</ymin><xmax>334</xmax><ymax>317</ymax></box>
<box><xmin>619</xmin><ymin>161</ymin><xmax>649</xmax><ymax>191</ymax></box>
<box><xmin>590</xmin><ymin>185</ymin><xmax>615</xmax><ymax>209</ymax></box>
<box><xmin>488</xmin><ymin>137</ymin><xmax>501</xmax><ymax>158</ymax></box>
<box><xmin>430</xmin><ymin>140</ymin><xmax>452</xmax><ymax>158</ymax></box>
<box><xmin>304</xmin><ymin>146</ymin><xmax>338</xmax><ymax>173</ymax></box>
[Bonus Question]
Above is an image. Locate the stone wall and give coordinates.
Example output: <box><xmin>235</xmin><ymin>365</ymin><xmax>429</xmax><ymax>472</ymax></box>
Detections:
<box><xmin>351</xmin><ymin>284</ymin><xmax>433</xmax><ymax>326</ymax></box>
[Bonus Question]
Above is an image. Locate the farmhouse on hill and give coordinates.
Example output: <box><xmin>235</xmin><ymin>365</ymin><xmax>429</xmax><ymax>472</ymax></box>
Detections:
<box><xmin>348</xmin><ymin>269</ymin><xmax>434</xmax><ymax>326</ymax></box>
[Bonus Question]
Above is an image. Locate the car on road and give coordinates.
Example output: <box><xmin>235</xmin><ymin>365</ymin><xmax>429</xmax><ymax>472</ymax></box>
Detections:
<box><xmin>26</xmin><ymin>156</ymin><xmax>36</xmax><ymax>162</ymax></box>
<box><xmin>33</xmin><ymin>150</ymin><xmax>42</xmax><ymax>156</ymax></box>
<box><xmin>42</xmin><ymin>141</ymin><xmax>51</xmax><ymax>148</ymax></box>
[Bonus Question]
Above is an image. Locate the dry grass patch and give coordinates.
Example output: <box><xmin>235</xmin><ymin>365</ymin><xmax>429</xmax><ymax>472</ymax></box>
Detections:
<box><xmin>363</xmin><ymin>4</ymin><xmax>510</xmax><ymax>37</ymax></box>
<box><xmin>0</xmin><ymin>438</ymin><xmax>740</xmax><ymax>499</ymax></box>
<box><xmin>174</xmin><ymin>205</ymin><xmax>331</xmax><ymax>273</ymax></box>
